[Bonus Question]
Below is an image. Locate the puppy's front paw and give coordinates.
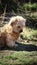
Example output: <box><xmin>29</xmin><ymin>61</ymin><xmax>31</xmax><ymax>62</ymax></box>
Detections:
<box><xmin>12</xmin><ymin>44</ymin><xmax>18</xmax><ymax>48</ymax></box>
<box><xmin>15</xmin><ymin>44</ymin><xmax>18</xmax><ymax>47</ymax></box>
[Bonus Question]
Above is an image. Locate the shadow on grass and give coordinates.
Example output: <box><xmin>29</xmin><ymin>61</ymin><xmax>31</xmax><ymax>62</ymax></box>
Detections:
<box><xmin>1</xmin><ymin>42</ymin><xmax>37</xmax><ymax>51</ymax></box>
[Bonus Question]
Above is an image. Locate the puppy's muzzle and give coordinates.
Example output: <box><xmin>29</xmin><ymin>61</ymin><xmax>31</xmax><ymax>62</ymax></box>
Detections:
<box><xmin>19</xmin><ymin>29</ymin><xmax>23</xmax><ymax>33</ymax></box>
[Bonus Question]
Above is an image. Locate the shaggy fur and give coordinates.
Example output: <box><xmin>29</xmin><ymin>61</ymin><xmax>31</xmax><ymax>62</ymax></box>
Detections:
<box><xmin>0</xmin><ymin>16</ymin><xmax>26</xmax><ymax>49</ymax></box>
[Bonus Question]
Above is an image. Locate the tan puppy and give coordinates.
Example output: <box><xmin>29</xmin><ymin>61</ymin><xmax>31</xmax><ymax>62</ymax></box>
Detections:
<box><xmin>0</xmin><ymin>16</ymin><xmax>26</xmax><ymax>49</ymax></box>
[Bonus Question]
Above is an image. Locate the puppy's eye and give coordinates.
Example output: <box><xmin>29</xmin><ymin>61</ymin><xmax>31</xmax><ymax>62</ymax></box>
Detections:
<box><xmin>18</xmin><ymin>26</ymin><xmax>20</xmax><ymax>28</ymax></box>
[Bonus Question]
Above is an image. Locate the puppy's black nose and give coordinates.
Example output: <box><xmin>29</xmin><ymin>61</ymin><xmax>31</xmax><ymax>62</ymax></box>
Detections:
<box><xmin>19</xmin><ymin>30</ymin><xmax>23</xmax><ymax>33</ymax></box>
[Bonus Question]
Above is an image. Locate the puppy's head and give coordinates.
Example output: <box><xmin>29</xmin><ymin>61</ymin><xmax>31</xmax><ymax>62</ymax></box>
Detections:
<box><xmin>9</xmin><ymin>16</ymin><xmax>26</xmax><ymax>33</ymax></box>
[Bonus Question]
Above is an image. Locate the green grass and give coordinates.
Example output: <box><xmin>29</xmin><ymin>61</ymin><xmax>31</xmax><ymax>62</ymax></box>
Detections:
<box><xmin>21</xmin><ymin>27</ymin><xmax>37</xmax><ymax>41</ymax></box>
<box><xmin>0</xmin><ymin>51</ymin><xmax>37</xmax><ymax>65</ymax></box>
<box><xmin>21</xmin><ymin>3</ymin><xmax>37</xmax><ymax>11</ymax></box>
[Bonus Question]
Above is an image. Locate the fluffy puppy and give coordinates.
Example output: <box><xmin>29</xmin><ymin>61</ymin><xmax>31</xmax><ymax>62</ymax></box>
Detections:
<box><xmin>0</xmin><ymin>16</ymin><xmax>26</xmax><ymax>49</ymax></box>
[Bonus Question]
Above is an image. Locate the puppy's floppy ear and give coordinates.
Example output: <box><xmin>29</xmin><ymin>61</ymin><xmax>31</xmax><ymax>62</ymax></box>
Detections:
<box><xmin>11</xmin><ymin>19</ymin><xmax>18</xmax><ymax>26</ymax></box>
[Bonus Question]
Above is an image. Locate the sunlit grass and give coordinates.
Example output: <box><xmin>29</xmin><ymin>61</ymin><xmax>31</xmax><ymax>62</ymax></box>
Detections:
<box><xmin>0</xmin><ymin>51</ymin><xmax>37</xmax><ymax>65</ymax></box>
<box><xmin>21</xmin><ymin>27</ymin><xmax>37</xmax><ymax>40</ymax></box>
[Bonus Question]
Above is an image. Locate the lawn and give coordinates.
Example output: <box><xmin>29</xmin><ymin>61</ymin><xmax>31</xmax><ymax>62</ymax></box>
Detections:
<box><xmin>0</xmin><ymin>51</ymin><xmax>37</xmax><ymax>65</ymax></box>
<box><xmin>21</xmin><ymin>27</ymin><xmax>37</xmax><ymax>41</ymax></box>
